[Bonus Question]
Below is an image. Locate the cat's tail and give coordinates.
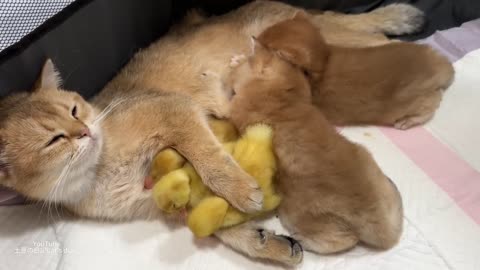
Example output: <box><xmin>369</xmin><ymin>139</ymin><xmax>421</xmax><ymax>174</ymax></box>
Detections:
<box><xmin>318</xmin><ymin>3</ymin><xmax>425</xmax><ymax>36</ymax></box>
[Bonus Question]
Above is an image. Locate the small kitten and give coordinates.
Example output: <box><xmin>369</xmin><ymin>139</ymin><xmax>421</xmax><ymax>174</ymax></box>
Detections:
<box><xmin>228</xmin><ymin>38</ymin><xmax>403</xmax><ymax>253</ymax></box>
<box><xmin>258</xmin><ymin>13</ymin><xmax>454</xmax><ymax>129</ymax></box>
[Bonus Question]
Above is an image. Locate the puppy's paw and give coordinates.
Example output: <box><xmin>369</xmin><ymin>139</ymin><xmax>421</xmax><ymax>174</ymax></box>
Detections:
<box><xmin>371</xmin><ymin>3</ymin><xmax>425</xmax><ymax>35</ymax></box>
<box><xmin>394</xmin><ymin>113</ymin><xmax>433</xmax><ymax>130</ymax></box>
<box><xmin>255</xmin><ymin>229</ymin><xmax>303</xmax><ymax>266</ymax></box>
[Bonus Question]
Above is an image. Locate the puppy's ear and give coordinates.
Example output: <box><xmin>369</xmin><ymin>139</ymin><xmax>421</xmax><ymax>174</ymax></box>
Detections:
<box><xmin>276</xmin><ymin>45</ymin><xmax>310</xmax><ymax>70</ymax></box>
<box><xmin>250</xmin><ymin>36</ymin><xmax>268</xmax><ymax>56</ymax></box>
<box><xmin>249</xmin><ymin>36</ymin><xmax>272</xmax><ymax>72</ymax></box>
<box><xmin>34</xmin><ymin>59</ymin><xmax>62</xmax><ymax>91</ymax></box>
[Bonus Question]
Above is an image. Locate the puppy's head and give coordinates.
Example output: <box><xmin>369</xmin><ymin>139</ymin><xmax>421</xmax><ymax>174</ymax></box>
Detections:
<box><xmin>258</xmin><ymin>12</ymin><xmax>329</xmax><ymax>79</ymax></box>
<box><xmin>229</xmin><ymin>37</ymin><xmax>311</xmax><ymax>103</ymax></box>
<box><xmin>228</xmin><ymin>37</ymin><xmax>312</xmax><ymax>129</ymax></box>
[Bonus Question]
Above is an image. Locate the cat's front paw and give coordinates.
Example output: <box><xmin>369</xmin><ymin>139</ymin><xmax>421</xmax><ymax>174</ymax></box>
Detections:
<box><xmin>222</xmin><ymin>170</ymin><xmax>263</xmax><ymax>214</ymax></box>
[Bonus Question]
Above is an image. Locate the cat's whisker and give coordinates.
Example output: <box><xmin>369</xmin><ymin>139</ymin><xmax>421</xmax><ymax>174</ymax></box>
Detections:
<box><xmin>48</xmin><ymin>144</ymin><xmax>88</xmax><ymax>220</ymax></box>
<box><xmin>43</xmin><ymin>143</ymin><xmax>87</xmax><ymax>220</ymax></box>
<box><xmin>54</xmin><ymin>150</ymin><xmax>86</xmax><ymax>217</ymax></box>
<box><xmin>48</xmin><ymin>156</ymin><xmax>74</xmax><ymax>220</ymax></box>
<box><xmin>92</xmin><ymin>99</ymin><xmax>125</xmax><ymax>126</ymax></box>
<box><xmin>93</xmin><ymin>100</ymin><xmax>122</xmax><ymax>125</ymax></box>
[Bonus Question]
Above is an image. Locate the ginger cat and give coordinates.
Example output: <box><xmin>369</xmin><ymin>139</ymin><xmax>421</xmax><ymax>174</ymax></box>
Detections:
<box><xmin>0</xmin><ymin>60</ymin><xmax>263</xmax><ymax>217</ymax></box>
<box><xmin>0</xmin><ymin>0</ymin><xmax>424</xmax><ymax>265</ymax></box>
<box><xmin>258</xmin><ymin>13</ymin><xmax>454</xmax><ymax>129</ymax></box>
<box><xmin>228</xmin><ymin>38</ymin><xmax>403</xmax><ymax>253</ymax></box>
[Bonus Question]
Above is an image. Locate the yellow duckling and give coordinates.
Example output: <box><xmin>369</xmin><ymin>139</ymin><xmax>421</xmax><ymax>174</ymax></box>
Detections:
<box><xmin>151</xmin><ymin>120</ymin><xmax>280</xmax><ymax>237</ymax></box>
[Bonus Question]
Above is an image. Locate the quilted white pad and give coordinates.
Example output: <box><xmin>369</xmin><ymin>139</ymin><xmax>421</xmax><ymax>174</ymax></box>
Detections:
<box><xmin>1</xmin><ymin>49</ymin><xmax>480</xmax><ymax>270</ymax></box>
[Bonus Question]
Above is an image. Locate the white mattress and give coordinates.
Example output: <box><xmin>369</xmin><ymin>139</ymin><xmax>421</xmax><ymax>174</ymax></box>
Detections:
<box><xmin>1</xmin><ymin>49</ymin><xmax>480</xmax><ymax>270</ymax></box>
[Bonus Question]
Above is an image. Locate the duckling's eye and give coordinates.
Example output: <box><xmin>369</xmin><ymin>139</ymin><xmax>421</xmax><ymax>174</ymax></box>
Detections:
<box><xmin>71</xmin><ymin>105</ymin><xmax>78</xmax><ymax>119</ymax></box>
<box><xmin>47</xmin><ymin>134</ymin><xmax>65</xmax><ymax>147</ymax></box>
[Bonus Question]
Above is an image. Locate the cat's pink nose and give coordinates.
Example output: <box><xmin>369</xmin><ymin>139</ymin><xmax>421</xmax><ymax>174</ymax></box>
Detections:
<box><xmin>79</xmin><ymin>127</ymin><xmax>91</xmax><ymax>138</ymax></box>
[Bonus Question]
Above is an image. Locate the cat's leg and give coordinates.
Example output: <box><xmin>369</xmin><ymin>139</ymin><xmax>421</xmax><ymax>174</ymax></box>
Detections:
<box><xmin>215</xmin><ymin>221</ymin><xmax>303</xmax><ymax>266</ymax></box>
<box><xmin>308</xmin><ymin>4</ymin><xmax>425</xmax><ymax>47</ymax></box>
<box><xmin>314</xmin><ymin>4</ymin><xmax>425</xmax><ymax>36</ymax></box>
<box><xmin>149</xmin><ymin>94</ymin><xmax>263</xmax><ymax>214</ymax></box>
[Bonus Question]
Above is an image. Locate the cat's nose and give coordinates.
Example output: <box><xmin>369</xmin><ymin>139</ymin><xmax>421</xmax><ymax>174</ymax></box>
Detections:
<box><xmin>78</xmin><ymin>127</ymin><xmax>91</xmax><ymax>138</ymax></box>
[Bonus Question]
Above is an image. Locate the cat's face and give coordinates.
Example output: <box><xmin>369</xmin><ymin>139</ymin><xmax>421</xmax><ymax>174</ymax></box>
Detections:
<box><xmin>0</xmin><ymin>60</ymin><xmax>102</xmax><ymax>203</ymax></box>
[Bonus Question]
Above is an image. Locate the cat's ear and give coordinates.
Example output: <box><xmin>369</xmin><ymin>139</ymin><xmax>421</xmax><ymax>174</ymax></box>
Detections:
<box><xmin>34</xmin><ymin>59</ymin><xmax>62</xmax><ymax>91</ymax></box>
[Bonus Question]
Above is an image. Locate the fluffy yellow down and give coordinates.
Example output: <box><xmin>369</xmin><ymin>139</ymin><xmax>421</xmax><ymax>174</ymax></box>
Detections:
<box><xmin>151</xmin><ymin>119</ymin><xmax>280</xmax><ymax>237</ymax></box>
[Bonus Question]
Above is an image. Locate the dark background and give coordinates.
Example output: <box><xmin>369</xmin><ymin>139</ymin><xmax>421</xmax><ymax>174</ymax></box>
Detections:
<box><xmin>1</xmin><ymin>0</ymin><xmax>479</xmax><ymax>99</ymax></box>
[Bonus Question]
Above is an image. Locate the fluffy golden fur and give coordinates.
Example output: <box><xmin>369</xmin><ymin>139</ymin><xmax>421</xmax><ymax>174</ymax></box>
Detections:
<box><xmin>0</xmin><ymin>1</ymin><xmax>425</xmax><ymax>265</ymax></box>
<box><xmin>258</xmin><ymin>13</ymin><xmax>454</xmax><ymax>129</ymax></box>
<box><xmin>1</xmin><ymin>60</ymin><xmax>263</xmax><ymax>217</ymax></box>
<box><xmin>228</xmin><ymin>38</ymin><xmax>403</xmax><ymax>253</ymax></box>
<box><xmin>94</xmin><ymin>1</ymin><xmax>425</xmax><ymax>119</ymax></box>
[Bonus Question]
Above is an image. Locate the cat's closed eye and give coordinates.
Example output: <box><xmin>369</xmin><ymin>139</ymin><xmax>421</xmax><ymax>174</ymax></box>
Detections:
<box><xmin>47</xmin><ymin>134</ymin><xmax>65</xmax><ymax>147</ymax></box>
<box><xmin>71</xmin><ymin>105</ymin><xmax>78</xmax><ymax>119</ymax></box>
